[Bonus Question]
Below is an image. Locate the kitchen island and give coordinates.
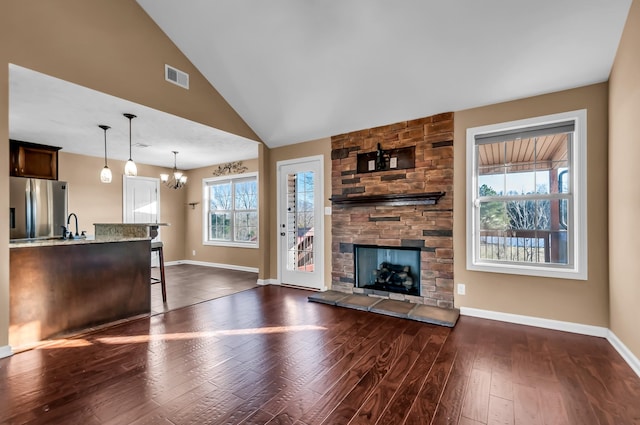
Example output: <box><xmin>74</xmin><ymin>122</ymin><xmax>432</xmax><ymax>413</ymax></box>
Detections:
<box><xmin>9</xmin><ymin>236</ymin><xmax>151</xmax><ymax>349</ymax></box>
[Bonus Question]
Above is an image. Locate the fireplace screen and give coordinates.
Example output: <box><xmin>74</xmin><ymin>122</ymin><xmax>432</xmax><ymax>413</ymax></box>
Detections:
<box><xmin>354</xmin><ymin>245</ymin><xmax>420</xmax><ymax>295</ymax></box>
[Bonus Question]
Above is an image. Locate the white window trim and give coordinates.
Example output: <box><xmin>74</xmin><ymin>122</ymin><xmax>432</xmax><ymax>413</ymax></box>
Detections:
<box><xmin>202</xmin><ymin>172</ymin><xmax>259</xmax><ymax>249</ymax></box>
<box><xmin>466</xmin><ymin>109</ymin><xmax>588</xmax><ymax>280</ymax></box>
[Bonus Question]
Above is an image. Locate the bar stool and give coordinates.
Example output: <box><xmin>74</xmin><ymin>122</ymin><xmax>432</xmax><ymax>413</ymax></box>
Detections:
<box><xmin>151</xmin><ymin>241</ymin><xmax>167</xmax><ymax>302</ymax></box>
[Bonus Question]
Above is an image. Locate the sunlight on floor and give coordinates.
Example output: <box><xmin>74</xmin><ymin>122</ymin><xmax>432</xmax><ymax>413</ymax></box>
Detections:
<box><xmin>94</xmin><ymin>324</ymin><xmax>328</xmax><ymax>345</ymax></box>
<box><xmin>35</xmin><ymin>324</ymin><xmax>328</xmax><ymax>349</ymax></box>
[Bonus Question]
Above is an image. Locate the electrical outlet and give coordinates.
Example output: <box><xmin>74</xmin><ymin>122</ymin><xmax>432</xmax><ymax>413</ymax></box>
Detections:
<box><xmin>457</xmin><ymin>283</ymin><xmax>466</xmax><ymax>295</ymax></box>
<box><xmin>192</xmin><ymin>250</ymin><xmax>196</xmax><ymax>256</ymax></box>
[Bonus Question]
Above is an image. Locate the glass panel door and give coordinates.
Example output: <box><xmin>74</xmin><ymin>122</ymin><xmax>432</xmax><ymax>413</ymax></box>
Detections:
<box><xmin>278</xmin><ymin>157</ymin><xmax>324</xmax><ymax>290</ymax></box>
<box><xmin>286</xmin><ymin>171</ymin><xmax>315</xmax><ymax>272</ymax></box>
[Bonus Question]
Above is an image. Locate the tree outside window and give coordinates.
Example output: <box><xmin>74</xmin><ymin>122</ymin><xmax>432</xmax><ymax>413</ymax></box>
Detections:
<box><xmin>467</xmin><ymin>110</ymin><xmax>587</xmax><ymax>280</ymax></box>
<box><xmin>204</xmin><ymin>174</ymin><xmax>258</xmax><ymax>246</ymax></box>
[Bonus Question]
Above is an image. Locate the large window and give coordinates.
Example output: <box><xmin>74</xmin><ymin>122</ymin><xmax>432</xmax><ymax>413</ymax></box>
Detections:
<box><xmin>466</xmin><ymin>110</ymin><xmax>587</xmax><ymax>280</ymax></box>
<box><xmin>203</xmin><ymin>173</ymin><xmax>258</xmax><ymax>247</ymax></box>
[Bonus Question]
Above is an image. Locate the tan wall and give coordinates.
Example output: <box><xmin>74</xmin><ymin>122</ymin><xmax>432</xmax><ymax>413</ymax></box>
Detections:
<box><xmin>183</xmin><ymin>158</ymin><xmax>260</xmax><ymax>269</ymax></box>
<box><xmin>0</xmin><ymin>36</ymin><xmax>9</xmax><ymax>349</ymax></box>
<box><xmin>59</xmin><ymin>152</ymin><xmax>186</xmax><ymax>262</ymax></box>
<box><xmin>0</xmin><ymin>0</ymin><xmax>260</xmax><ymax>350</ymax></box>
<box><xmin>257</xmin><ymin>143</ymin><xmax>271</xmax><ymax>281</ymax></box>
<box><xmin>454</xmin><ymin>83</ymin><xmax>609</xmax><ymax>326</ymax></box>
<box><xmin>609</xmin><ymin>0</ymin><xmax>640</xmax><ymax>358</ymax></box>
<box><xmin>268</xmin><ymin>138</ymin><xmax>332</xmax><ymax>285</ymax></box>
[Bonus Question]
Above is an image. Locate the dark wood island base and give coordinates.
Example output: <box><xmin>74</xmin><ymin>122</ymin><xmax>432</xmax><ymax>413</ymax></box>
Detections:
<box><xmin>9</xmin><ymin>239</ymin><xmax>151</xmax><ymax>349</ymax></box>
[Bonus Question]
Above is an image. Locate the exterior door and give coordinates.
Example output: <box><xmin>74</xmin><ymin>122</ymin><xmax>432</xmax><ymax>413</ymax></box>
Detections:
<box><xmin>277</xmin><ymin>156</ymin><xmax>325</xmax><ymax>290</ymax></box>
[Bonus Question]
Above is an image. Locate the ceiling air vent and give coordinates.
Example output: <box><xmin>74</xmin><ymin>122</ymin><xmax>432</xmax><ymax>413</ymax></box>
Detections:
<box><xmin>165</xmin><ymin>64</ymin><xmax>189</xmax><ymax>89</ymax></box>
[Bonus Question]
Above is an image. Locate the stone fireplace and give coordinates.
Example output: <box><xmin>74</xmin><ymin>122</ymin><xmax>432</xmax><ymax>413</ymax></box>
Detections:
<box><xmin>331</xmin><ymin>113</ymin><xmax>454</xmax><ymax>309</ymax></box>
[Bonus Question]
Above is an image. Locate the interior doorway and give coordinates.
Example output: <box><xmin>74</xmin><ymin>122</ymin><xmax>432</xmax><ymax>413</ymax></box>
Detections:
<box><xmin>123</xmin><ymin>176</ymin><xmax>160</xmax><ymax>225</ymax></box>
<box><xmin>123</xmin><ymin>176</ymin><xmax>160</xmax><ymax>266</ymax></box>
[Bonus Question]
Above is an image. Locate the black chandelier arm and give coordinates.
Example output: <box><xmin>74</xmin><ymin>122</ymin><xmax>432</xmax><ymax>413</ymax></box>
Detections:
<box><xmin>162</xmin><ymin>178</ymin><xmax>186</xmax><ymax>189</ymax></box>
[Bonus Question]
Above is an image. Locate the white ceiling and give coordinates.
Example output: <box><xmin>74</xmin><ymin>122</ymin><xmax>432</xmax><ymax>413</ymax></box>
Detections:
<box><xmin>9</xmin><ymin>1</ymin><xmax>633</xmax><ymax>166</ymax></box>
<box><xmin>9</xmin><ymin>64</ymin><xmax>259</xmax><ymax>170</ymax></box>
<box><xmin>137</xmin><ymin>0</ymin><xmax>632</xmax><ymax>148</ymax></box>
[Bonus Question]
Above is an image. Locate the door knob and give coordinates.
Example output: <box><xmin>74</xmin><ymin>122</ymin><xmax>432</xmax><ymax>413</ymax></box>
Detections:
<box><xmin>280</xmin><ymin>232</ymin><xmax>285</xmax><ymax>236</ymax></box>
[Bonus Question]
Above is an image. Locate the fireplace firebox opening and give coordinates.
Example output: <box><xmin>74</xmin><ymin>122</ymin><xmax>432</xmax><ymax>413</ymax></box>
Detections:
<box><xmin>354</xmin><ymin>245</ymin><xmax>421</xmax><ymax>296</ymax></box>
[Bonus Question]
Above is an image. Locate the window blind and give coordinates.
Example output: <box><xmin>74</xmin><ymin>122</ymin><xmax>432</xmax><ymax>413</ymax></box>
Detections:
<box><xmin>475</xmin><ymin>121</ymin><xmax>575</xmax><ymax>145</ymax></box>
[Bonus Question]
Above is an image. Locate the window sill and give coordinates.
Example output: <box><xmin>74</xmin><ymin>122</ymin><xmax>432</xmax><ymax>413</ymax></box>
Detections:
<box><xmin>467</xmin><ymin>261</ymin><xmax>587</xmax><ymax>281</ymax></box>
<box><xmin>203</xmin><ymin>241</ymin><xmax>259</xmax><ymax>249</ymax></box>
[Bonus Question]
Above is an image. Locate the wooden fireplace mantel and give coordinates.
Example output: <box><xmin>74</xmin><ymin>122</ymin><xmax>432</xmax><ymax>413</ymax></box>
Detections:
<box><xmin>330</xmin><ymin>191</ymin><xmax>445</xmax><ymax>207</ymax></box>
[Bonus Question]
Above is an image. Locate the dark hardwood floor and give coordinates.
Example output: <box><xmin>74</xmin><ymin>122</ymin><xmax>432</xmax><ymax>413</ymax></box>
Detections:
<box><xmin>150</xmin><ymin>264</ymin><xmax>259</xmax><ymax>315</ymax></box>
<box><xmin>1</xmin><ymin>285</ymin><xmax>639</xmax><ymax>425</ymax></box>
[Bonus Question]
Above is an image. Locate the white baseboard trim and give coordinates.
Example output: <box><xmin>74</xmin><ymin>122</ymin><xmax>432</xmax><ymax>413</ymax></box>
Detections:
<box><xmin>0</xmin><ymin>345</ymin><xmax>13</xmax><ymax>359</ymax></box>
<box><xmin>607</xmin><ymin>330</ymin><xmax>640</xmax><ymax>378</ymax></box>
<box><xmin>460</xmin><ymin>307</ymin><xmax>640</xmax><ymax>379</ymax></box>
<box><xmin>164</xmin><ymin>260</ymin><xmax>181</xmax><ymax>267</ymax></box>
<box><xmin>175</xmin><ymin>260</ymin><xmax>258</xmax><ymax>274</ymax></box>
<box><xmin>257</xmin><ymin>279</ymin><xmax>280</xmax><ymax>286</ymax></box>
<box><xmin>459</xmin><ymin>307</ymin><xmax>609</xmax><ymax>338</ymax></box>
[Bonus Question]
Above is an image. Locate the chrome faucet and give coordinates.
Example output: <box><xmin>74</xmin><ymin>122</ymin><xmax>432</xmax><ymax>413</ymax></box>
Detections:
<box><xmin>67</xmin><ymin>213</ymin><xmax>79</xmax><ymax>239</ymax></box>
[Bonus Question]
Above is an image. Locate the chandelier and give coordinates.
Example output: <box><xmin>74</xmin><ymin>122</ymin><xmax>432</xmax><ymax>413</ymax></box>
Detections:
<box><xmin>160</xmin><ymin>151</ymin><xmax>187</xmax><ymax>189</ymax></box>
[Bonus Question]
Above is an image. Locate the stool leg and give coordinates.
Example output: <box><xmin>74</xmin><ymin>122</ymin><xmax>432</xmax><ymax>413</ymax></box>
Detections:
<box><xmin>158</xmin><ymin>247</ymin><xmax>167</xmax><ymax>303</ymax></box>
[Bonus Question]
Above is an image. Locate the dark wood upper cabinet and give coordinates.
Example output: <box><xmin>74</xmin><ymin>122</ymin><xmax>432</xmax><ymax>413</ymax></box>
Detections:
<box><xmin>10</xmin><ymin>140</ymin><xmax>61</xmax><ymax>180</ymax></box>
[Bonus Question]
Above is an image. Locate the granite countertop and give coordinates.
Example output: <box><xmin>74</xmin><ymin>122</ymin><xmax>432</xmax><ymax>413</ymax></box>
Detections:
<box><xmin>94</xmin><ymin>223</ymin><xmax>169</xmax><ymax>239</ymax></box>
<box><xmin>9</xmin><ymin>235</ymin><xmax>151</xmax><ymax>249</ymax></box>
<box><xmin>93</xmin><ymin>223</ymin><xmax>170</xmax><ymax>226</ymax></box>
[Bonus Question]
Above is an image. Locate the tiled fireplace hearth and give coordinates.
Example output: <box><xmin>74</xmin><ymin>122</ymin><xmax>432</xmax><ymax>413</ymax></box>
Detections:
<box><xmin>331</xmin><ymin>113</ymin><xmax>454</xmax><ymax>309</ymax></box>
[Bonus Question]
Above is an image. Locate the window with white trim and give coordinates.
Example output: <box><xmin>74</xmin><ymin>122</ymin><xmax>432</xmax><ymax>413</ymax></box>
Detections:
<box><xmin>466</xmin><ymin>110</ymin><xmax>587</xmax><ymax>280</ymax></box>
<box><xmin>203</xmin><ymin>173</ymin><xmax>258</xmax><ymax>247</ymax></box>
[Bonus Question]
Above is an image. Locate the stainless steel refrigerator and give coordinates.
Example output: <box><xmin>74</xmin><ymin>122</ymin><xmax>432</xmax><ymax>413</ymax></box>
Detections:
<box><xmin>9</xmin><ymin>176</ymin><xmax>68</xmax><ymax>240</ymax></box>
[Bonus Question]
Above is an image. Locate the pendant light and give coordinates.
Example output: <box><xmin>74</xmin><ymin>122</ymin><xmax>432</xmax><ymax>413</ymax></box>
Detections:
<box><xmin>123</xmin><ymin>113</ymin><xmax>137</xmax><ymax>176</ymax></box>
<box><xmin>160</xmin><ymin>151</ymin><xmax>188</xmax><ymax>189</ymax></box>
<box><xmin>98</xmin><ymin>125</ymin><xmax>112</xmax><ymax>183</ymax></box>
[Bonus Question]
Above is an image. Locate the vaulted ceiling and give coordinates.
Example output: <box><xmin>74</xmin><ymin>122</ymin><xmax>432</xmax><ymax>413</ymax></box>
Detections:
<box><xmin>137</xmin><ymin>0</ymin><xmax>632</xmax><ymax>148</ymax></box>
<box><xmin>8</xmin><ymin>1</ymin><xmax>633</xmax><ymax>169</ymax></box>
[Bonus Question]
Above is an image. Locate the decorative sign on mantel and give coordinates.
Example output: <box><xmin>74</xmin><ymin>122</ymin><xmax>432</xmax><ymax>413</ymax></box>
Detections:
<box><xmin>356</xmin><ymin>143</ymin><xmax>415</xmax><ymax>173</ymax></box>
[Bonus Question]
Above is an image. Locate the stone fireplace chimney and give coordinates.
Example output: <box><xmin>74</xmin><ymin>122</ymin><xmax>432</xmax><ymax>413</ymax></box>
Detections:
<box><xmin>330</xmin><ymin>113</ymin><xmax>454</xmax><ymax>309</ymax></box>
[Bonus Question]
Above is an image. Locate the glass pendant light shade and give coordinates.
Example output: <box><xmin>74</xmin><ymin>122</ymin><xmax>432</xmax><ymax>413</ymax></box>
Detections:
<box><xmin>160</xmin><ymin>173</ymin><xmax>169</xmax><ymax>182</ymax></box>
<box><xmin>100</xmin><ymin>166</ymin><xmax>113</xmax><ymax>183</ymax></box>
<box><xmin>123</xmin><ymin>113</ymin><xmax>137</xmax><ymax>177</ymax></box>
<box><xmin>124</xmin><ymin>159</ymin><xmax>137</xmax><ymax>176</ymax></box>
<box><xmin>98</xmin><ymin>125</ymin><xmax>112</xmax><ymax>184</ymax></box>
